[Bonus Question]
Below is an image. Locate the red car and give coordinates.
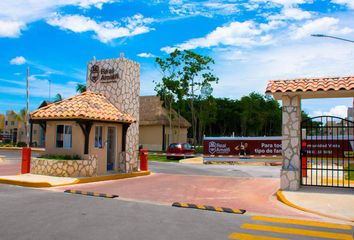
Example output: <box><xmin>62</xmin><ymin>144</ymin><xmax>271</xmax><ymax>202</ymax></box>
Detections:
<box><xmin>166</xmin><ymin>143</ymin><xmax>196</xmax><ymax>159</ymax></box>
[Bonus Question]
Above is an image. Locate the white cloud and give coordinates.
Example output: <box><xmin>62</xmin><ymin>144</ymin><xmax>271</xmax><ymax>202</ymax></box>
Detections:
<box><xmin>168</xmin><ymin>1</ymin><xmax>239</xmax><ymax>17</ymax></box>
<box><xmin>260</xmin><ymin>20</ymin><xmax>286</xmax><ymax>31</ymax></box>
<box><xmin>10</xmin><ymin>56</ymin><xmax>26</xmax><ymax>65</ymax></box>
<box><xmin>0</xmin><ymin>76</ymin><xmax>77</xmax><ymax>99</ymax></box>
<box><xmin>291</xmin><ymin>17</ymin><xmax>353</xmax><ymax>39</ymax></box>
<box><xmin>270</xmin><ymin>6</ymin><xmax>312</xmax><ymax>21</ymax></box>
<box><xmin>0</xmin><ymin>20</ymin><xmax>25</xmax><ymax>37</ymax></box>
<box><xmin>251</xmin><ymin>0</ymin><xmax>312</xmax><ymax>7</ymax></box>
<box><xmin>47</xmin><ymin>13</ymin><xmax>154</xmax><ymax>43</ymax></box>
<box><xmin>161</xmin><ymin>21</ymin><xmax>272</xmax><ymax>52</ymax></box>
<box><xmin>137</xmin><ymin>52</ymin><xmax>156</xmax><ymax>58</ymax></box>
<box><xmin>312</xmin><ymin>105</ymin><xmax>348</xmax><ymax>118</ymax></box>
<box><xmin>0</xmin><ymin>0</ymin><xmax>116</xmax><ymax>38</ymax></box>
<box><xmin>332</xmin><ymin>0</ymin><xmax>354</xmax><ymax>9</ymax></box>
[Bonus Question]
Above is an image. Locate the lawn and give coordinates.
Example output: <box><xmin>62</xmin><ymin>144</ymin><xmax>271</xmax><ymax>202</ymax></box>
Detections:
<box><xmin>139</xmin><ymin>154</ymin><xmax>179</xmax><ymax>163</ymax></box>
<box><xmin>344</xmin><ymin>165</ymin><xmax>354</xmax><ymax>180</ymax></box>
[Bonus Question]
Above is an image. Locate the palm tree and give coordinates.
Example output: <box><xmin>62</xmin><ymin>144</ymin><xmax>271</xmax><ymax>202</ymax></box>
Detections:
<box><xmin>76</xmin><ymin>83</ymin><xmax>86</xmax><ymax>93</ymax></box>
<box><xmin>54</xmin><ymin>93</ymin><xmax>63</xmax><ymax>103</ymax></box>
<box><xmin>13</xmin><ymin>108</ymin><xmax>28</xmax><ymax>144</ymax></box>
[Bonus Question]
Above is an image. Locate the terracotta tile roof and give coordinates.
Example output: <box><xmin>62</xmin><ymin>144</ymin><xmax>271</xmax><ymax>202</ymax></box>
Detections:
<box><xmin>31</xmin><ymin>91</ymin><xmax>135</xmax><ymax>123</ymax></box>
<box><xmin>266</xmin><ymin>76</ymin><xmax>354</xmax><ymax>93</ymax></box>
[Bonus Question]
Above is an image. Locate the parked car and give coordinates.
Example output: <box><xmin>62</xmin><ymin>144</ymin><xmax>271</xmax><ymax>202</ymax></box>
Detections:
<box><xmin>166</xmin><ymin>143</ymin><xmax>195</xmax><ymax>159</ymax></box>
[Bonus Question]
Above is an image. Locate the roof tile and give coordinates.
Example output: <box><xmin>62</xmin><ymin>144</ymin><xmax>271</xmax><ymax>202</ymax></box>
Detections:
<box><xmin>266</xmin><ymin>76</ymin><xmax>354</xmax><ymax>93</ymax></box>
<box><xmin>31</xmin><ymin>91</ymin><xmax>135</xmax><ymax>123</ymax></box>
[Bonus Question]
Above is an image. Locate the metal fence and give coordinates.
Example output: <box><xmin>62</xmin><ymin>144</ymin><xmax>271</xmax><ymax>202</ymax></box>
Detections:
<box><xmin>301</xmin><ymin>116</ymin><xmax>354</xmax><ymax>188</ymax></box>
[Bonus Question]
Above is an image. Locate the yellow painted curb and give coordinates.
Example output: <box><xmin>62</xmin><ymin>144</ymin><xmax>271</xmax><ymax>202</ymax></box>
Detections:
<box><xmin>276</xmin><ymin>190</ymin><xmax>354</xmax><ymax>223</ymax></box>
<box><xmin>0</xmin><ymin>147</ymin><xmax>45</xmax><ymax>152</ymax></box>
<box><xmin>0</xmin><ymin>171</ymin><xmax>151</xmax><ymax>188</ymax></box>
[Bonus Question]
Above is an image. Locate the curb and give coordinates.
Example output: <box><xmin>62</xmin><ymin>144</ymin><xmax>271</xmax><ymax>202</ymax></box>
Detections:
<box><xmin>172</xmin><ymin>202</ymin><xmax>246</xmax><ymax>214</ymax></box>
<box><xmin>0</xmin><ymin>171</ymin><xmax>151</xmax><ymax>188</ymax></box>
<box><xmin>64</xmin><ymin>189</ymin><xmax>118</xmax><ymax>198</ymax></box>
<box><xmin>276</xmin><ymin>190</ymin><xmax>354</xmax><ymax>223</ymax></box>
<box><xmin>0</xmin><ymin>147</ymin><xmax>45</xmax><ymax>152</ymax></box>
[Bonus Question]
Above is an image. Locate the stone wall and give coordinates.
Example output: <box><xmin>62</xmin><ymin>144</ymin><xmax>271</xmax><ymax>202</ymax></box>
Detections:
<box><xmin>281</xmin><ymin>95</ymin><xmax>301</xmax><ymax>190</ymax></box>
<box><xmin>30</xmin><ymin>155</ymin><xmax>98</xmax><ymax>177</ymax></box>
<box><xmin>87</xmin><ymin>57</ymin><xmax>139</xmax><ymax>173</ymax></box>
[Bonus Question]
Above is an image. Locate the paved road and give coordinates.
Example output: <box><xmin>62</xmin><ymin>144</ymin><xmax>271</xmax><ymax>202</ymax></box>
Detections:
<box><xmin>0</xmin><ymin>184</ymin><xmax>352</xmax><ymax>240</ymax></box>
<box><xmin>149</xmin><ymin>161</ymin><xmax>281</xmax><ymax>178</ymax></box>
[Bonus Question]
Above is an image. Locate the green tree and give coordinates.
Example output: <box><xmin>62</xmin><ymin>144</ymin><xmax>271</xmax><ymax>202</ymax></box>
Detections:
<box><xmin>155</xmin><ymin>49</ymin><xmax>219</xmax><ymax>145</ymax></box>
<box><xmin>76</xmin><ymin>83</ymin><xmax>87</xmax><ymax>93</ymax></box>
<box><xmin>13</xmin><ymin>108</ymin><xmax>28</xmax><ymax>145</ymax></box>
<box><xmin>54</xmin><ymin>93</ymin><xmax>63</xmax><ymax>103</ymax></box>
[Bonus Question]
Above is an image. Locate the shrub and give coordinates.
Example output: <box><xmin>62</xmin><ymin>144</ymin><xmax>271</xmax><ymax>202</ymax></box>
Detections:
<box><xmin>3</xmin><ymin>139</ymin><xmax>11</xmax><ymax>144</ymax></box>
<box><xmin>38</xmin><ymin>154</ymin><xmax>82</xmax><ymax>160</ymax></box>
<box><xmin>17</xmin><ymin>142</ymin><xmax>26</xmax><ymax>147</ymax></box>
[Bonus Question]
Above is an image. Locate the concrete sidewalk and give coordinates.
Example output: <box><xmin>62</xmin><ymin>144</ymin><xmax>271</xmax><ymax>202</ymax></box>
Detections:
<box><xmin>278</xmin><ymin>187</ymin><xmax>354</xmax><ymax>222</ymax></box>
<box><xmin>0</xmin><ymin>171</ymin><xmax>151</xmax><ymax>188</ymax></box>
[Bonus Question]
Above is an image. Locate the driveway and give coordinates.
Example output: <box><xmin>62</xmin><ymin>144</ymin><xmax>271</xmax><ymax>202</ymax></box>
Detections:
<box><xmin>51</xmin><ymin>173</ymin><xmax>313</xmax><ymax>217</ymax></box>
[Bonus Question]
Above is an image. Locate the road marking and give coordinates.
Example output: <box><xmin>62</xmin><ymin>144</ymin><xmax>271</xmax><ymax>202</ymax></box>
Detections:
<box><xmin>241</xmin><ymin>223</ymin><xmax>354</xmax><ymax>240</ymax></box>
<box><xmin>196</xmin><ymin>204</ymin><xmax>205</xmax><ymax>209</ymax></box>
<box><xmin>252</xmin><ymin>216</ymin><xmax>352</xmax><ymax>230</ymax></box>
<box><xmin>229</xmin><ymin>232</ymin><xmax>288</xmax><ymax>240</ymax></box>
<box><xmin>214</xmin><ymin>207</ymin><xmax>223</xmax><ymax>212</ymax></box>
<box><xmin>171</xmin><ymin>202</ymin><xmax>246</xmax><ymax>214</ymax></box>
<box><xmin>64</xmin><ymin>189</ymin><xmax>118</xmax><ymax>198</ymax></box>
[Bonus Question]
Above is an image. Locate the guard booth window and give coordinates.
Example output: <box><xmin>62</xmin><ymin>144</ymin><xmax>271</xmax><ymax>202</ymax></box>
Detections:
<box><xmin>94</xmin><ymin>126</ymin><xmax>103</xmax><ymax>148</ymax></box>
<box><xmin>56</xmin><ymin>125</ymin><xmax>72</xmax><ymax>148</ymax></box>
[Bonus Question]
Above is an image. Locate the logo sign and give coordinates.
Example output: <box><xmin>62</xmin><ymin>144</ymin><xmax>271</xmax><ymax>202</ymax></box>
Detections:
<box><xmin>89</xmin><ymin>63</ymin><xmax>119</xmax><ymax>83</ymax></box>
<box><xmin>208</xmin><ymin>141</ymin><xmax>217</xmax><ymax>154</ymax></box>
<box><xmin>90</xmin><ymin>64</ymin><xmax>100</xmax><ymax>83</ymax></box>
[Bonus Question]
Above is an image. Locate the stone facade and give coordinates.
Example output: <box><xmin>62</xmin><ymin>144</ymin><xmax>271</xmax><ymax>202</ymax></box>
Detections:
<box><xmin>86</xmin><ymin>57</ymin><xmax>140</xmax><ymax>173</ymax></box>
<box><xmin>281</xmin><ymin>95</ymin><xmax>301</xmax><ymax>190</ymax></box>
<box><xmin>30</xmin><ymin>155</ymin><xmax>98</xmax><ymax>177</ymax></box>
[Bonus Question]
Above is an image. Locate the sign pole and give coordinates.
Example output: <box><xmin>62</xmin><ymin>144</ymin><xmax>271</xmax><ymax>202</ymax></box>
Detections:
<box><xmin>26</xmin><ymin>67</ymin><xmax>30</xmax><ymax>147</ymax></box>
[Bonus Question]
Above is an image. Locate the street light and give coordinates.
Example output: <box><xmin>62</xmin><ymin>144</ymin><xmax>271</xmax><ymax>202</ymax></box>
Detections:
<box><xmin>311</xmin><ymin>34</ymin><xmax>354</xmax><ymax>43</ymax></box>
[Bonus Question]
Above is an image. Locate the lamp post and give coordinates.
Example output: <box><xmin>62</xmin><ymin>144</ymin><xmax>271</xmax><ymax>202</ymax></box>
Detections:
<box><xmin>311</xmin><ymin>34</ymin><xmax>354</xmax><ymax>43</ymax></box>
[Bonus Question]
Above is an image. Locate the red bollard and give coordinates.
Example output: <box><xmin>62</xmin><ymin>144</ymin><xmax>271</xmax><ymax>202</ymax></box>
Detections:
<box><xmin>21</xmin><ymin>147</ymin><xmax>31</xmax><ymax>174</ymax></box>
<box><xmin>301</xmin><ymin>141</ymin><xmax>307</xmax><ymax>177</ymax></box>
<box><xmin>140</xmin><ymin>149</ymin><xmax>148</xmax><ymax>171</ymax></box>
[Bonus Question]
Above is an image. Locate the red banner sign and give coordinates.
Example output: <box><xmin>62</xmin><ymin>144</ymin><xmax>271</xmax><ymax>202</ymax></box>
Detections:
<box><xmin>203</xmin><ymin>137</ymin><xmax>354</xmax><ymax>157</ymax></box>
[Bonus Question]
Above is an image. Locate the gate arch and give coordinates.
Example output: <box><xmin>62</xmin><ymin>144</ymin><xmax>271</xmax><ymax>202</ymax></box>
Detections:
<box><xmin>301</xmin><ymin>115</ymin><xmax>354</xmax><ymax>188</ymax></box>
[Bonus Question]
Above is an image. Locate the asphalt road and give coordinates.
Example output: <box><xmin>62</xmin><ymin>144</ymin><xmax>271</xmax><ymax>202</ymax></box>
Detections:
<box><xmin>0</xmin><ymin>184</ymin><xmax>352</xmax><ymax>240</ymax></box>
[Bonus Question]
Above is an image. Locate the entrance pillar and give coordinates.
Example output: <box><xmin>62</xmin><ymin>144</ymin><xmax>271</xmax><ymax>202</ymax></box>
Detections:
<box><xmin>281</xmin><ymin>95</ymin><xmax>301</xmax><ymax>190</ymax></box>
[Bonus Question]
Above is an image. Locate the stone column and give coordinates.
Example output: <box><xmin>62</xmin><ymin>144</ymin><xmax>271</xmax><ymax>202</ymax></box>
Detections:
<box><xmin>87</xmin><ymin>57</ymin><xmax>140</xmax><ymax>173</ymax></box>
<box><xmin>281</xmin><ymin>95</ymin><xmax>301</xmax><ymax>191</ymax></box>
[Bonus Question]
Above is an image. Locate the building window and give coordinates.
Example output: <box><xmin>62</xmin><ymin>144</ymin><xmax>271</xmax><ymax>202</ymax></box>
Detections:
<box><xmin>33</xmin><ymin>130</ymin><xmax>37</xmax><ymax>135</ymax></box>
<box><xmin>56</xmin><ymin>125</ymin><xmax>72</xmax><ymax>148</ymax></box>
<box><xmin>5</xmin><ymin>121</ymin><xmax>8</xmax><ymax>126</ymax></box>
<box><xmin>11</xmin><ymin>121</ymin><xmax>14</xmax><ymax>126</ymax></box>
<box><xmin>94</xmin><ymin>126</ymin><xmax>103</xmax><ymax>148</ymax></box>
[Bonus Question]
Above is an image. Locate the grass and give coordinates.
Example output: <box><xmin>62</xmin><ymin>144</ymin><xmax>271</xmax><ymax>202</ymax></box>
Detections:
<box><xmin>138</xmin><ymin>154</ymin><xmax>179</xmax><ymax>163</ymax></box>
<box><xmin>344</xmin><ymin>165</ymin><xmax>354</xmax><ymax>180</ymax></box>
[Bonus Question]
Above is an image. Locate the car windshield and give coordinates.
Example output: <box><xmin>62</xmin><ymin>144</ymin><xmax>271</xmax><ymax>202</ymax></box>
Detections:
<box><xmin>169</xmin><ymin>143</ymin><xmax>182</xmax><ymax>149</ymax></box>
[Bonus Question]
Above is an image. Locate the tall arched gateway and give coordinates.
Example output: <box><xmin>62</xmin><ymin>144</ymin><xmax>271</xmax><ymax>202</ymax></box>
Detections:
<box><xmin>266</xmin><ymin>77</ymin><xmax>354</xmax><ymax>190</ymax></box>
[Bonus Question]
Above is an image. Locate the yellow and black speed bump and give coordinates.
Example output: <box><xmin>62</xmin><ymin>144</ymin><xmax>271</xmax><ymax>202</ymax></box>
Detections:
<box><xmin>64</xmin><ymin>189</ymin><xmax>118</xmax><ymax>198</ymax></box>
<box><xmin>172</xmin><ymin>202</ymin><xmax>246</xmax><ymax>214</ymax></box>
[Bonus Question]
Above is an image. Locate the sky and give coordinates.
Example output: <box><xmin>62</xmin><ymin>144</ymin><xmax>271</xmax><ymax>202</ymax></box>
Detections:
<box><xmin>1</xmin><ymin>0</ymin><xmax>354</xmax><ymax>118</ymax></box>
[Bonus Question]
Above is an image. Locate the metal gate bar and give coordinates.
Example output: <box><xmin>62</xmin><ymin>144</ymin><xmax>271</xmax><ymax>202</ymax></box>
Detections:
<box><xmin>301</xmin><ymin>116</ymin><xmax>353</xmax><ymax>188</ymax></box>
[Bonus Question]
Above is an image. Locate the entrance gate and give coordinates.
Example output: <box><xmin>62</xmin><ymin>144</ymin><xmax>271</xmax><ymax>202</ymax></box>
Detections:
<box><xmin>301</xmin><ymin>116</ymin><xmax>354</xmax><ymax>188</ymax></box>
